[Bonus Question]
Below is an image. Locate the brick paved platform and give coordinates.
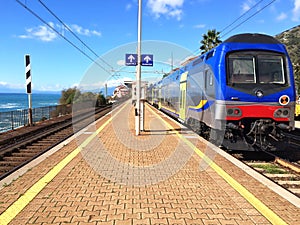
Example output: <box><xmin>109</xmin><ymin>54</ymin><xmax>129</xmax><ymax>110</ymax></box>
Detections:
<box><xmin>0</xmin><ymin>101</ymin><xmax>299</xmax><ymax>225</ymax></box>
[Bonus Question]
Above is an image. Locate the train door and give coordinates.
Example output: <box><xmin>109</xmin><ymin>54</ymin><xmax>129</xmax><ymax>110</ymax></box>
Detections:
<box><xmin>152</xmin><ymin>86</ymin><xmax>156</xmax><ymax>106</ymax></box>
<box><xmin>179</xmin><ymin>72</ymin><xmax>188</xmax><ymax>121</ymax></box>
<box><xmin>158</xmin><ymin>87</ymin><xmax>162</xmax><ymax>108</ymax></box>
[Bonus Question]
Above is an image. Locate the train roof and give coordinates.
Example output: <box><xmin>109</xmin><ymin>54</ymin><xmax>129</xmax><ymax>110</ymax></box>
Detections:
<box><xmin>224</xmin><ymin>33</ymin><xmax>281</xmax><ymax>44</ymax></box>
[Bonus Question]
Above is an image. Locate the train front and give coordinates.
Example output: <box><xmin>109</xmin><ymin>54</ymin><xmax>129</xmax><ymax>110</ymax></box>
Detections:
<box><xmin>220</xmin><ymin>34</ymin><xmax>296</xmax><ymax>150</ymax></box>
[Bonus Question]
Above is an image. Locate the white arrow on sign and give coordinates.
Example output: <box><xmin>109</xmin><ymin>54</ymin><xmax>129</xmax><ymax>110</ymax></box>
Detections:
<box><xmin>128</xmin><ymin>54</ymin><xmax>135</xmax><ymax>63</ymax></box>
<box><xmin>143</xmin><ymin>55</ymin><xmax>152</xmax><ymax>63</ymax></box>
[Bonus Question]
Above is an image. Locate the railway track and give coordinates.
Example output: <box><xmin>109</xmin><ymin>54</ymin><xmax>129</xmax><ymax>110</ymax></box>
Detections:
<box><xmin>157</xmin><ymin>105</ymin><xmax>300</xmax><ymax>197</ymax></box>
<box><xmin>181</xmin><ymin>111</ymin><xmax>300</xmax><ymax>197</ymax></box>
<box><xmin>284</xmin><ymin>128</ymin><xmax>300</xmax><ymax>150</ymax></box>
<box><xmin>232</xmin><ymin>150</ymin><xmax>300</xmax><ymax>198</ymax></box>
<box><xmin>0</xmin><ymin>105</ymin><xmax>112</xmax><ymax>180</ymax></box>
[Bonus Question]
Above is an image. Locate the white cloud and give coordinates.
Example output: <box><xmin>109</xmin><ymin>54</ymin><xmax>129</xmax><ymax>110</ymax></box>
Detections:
<box><xmin>0</xmin><ymin>81</ymin><xmax>24</xmax><ymax>90</ymax></box>
<box><xmin>70</xmin><ymin>24</ymin><xmax>102</xmax><ymax>37</ymax></box>
<box><xmin>39</xmin><ymin>84</ymin><xmax>66</xmax><ymax>92</ymax></box>
<box><xmin>292</xmin><ymin>0</ymin><xmax>300</xmax><ymax>21</ymax></box>
<box><xmin>147</xmin><ymin>0</ymin><xmax>184</xmax><ymax>21</ymax></box>
<box><xmin>19</xmin><ymin>23</ymin><xmax>57</xmax><ymax>42</ymax></box>
<box><xmin>18</xmin><ymin>22</ymin><xmax>102</xmax><ymax>42</ymax></box>
<box><xmin>117</xmin><ymin>60</ymin><xmax>125</xmax><ymax>66</ymax></box>
<box><xmin>276</xmin><ymin>12</ymin><xmax>287</xmax><ymax>21</ymax></box>
<box><xmin>126</xmin><ymin>3</ymin><xmax>132</xmax><ymax>11</ymax></box>
<box><xmin>194</xmin><ymin>24</ymin><xmax>206</xmax><ymax>29</ymax></box>
<box><xmin>241</xmin><ymin>0</ymin><xmax>255</xmax><ymax>13</ymax></box>
<box><xmin>106</xmin><ymin>77</ymin><xmax>133</xmax><ymax>88</ymax></box>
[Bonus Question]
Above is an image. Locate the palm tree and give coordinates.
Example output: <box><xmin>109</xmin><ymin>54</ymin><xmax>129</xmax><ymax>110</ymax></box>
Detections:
<box><xmin>200</xmin><ymin>29</ymin><xmax>222</xmax><ymax>54</ymax></box>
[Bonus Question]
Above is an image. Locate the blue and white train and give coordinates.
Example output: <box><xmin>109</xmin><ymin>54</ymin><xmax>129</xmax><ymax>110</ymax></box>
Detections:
<box><xmin>148</xmin><ymin>33</ymin><xmax>296</xmax><ymax>150</ymax></box>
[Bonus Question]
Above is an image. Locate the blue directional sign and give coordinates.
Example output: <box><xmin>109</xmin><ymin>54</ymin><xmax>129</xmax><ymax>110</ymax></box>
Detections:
<box><xmin>125</xmin><ymin>53</ymin><xmax>153</xmax><ymax>66</ymax></box>
<box><xmin>142</xmin><ymin>54</ymin><xmax>153</xmax><ymax>66</ymax></box>
<box><xmin>125</xmin><ymin>54</ymin><xmax>137</xmax><ymax>66</ymax></box>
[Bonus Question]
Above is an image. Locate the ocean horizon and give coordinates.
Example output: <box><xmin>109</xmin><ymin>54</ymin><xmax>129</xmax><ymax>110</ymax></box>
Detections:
<box><xmin>0</xmin><ymin>93</ymin><xmax>61</xmax><ymax>112</ymax></box>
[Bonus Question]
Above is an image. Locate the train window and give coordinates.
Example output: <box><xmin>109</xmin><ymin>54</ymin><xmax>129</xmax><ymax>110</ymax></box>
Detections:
<box><xmin>204</xmin><ymin>70</ymin><xmax>208</xmax><ymax>89</ymax></box>
<box><xmin>206</xmin><ymin>50</ymin><xmax>214</xmax><ymax>60</ymax></box>
<box><xmin>209</xmin><ymin>73</ymin><xmax>213</xmax><ymax>86</ymax></box>
<box><xmin>204</xmin><ymin>69</ymin><xmax>215</xmax><ymax>97</ymax></box>
<box><xmin>192</xmin><ymin>57</ymin><xmax>203</xmax><ymax>66</ymax></box>
<box><xmin>227</xmin><ymin>51</ymin><xmax>287</xmax><ymax>86</ymax></box>
<box><xmin>228</xmin><ymin>55</ymin><xmax>256</xmax><ymax>84</ymax></box>
<box><xmin>257</xmin><ymin>55</ymin><xmax>285</xmax><ymax>84</ymax></box>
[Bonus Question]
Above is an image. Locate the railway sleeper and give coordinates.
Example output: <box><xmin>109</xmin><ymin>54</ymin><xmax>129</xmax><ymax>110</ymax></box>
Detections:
<box><xmin>19</xmin><ymin>148</ymin><xmax>45</xmax><ymax>153</ymax></box>
<box><xmin>0</xmin><ymin>161</ymin><xmax>22</xmax><ymax>166</ymax></box>
<box><xmin>0</xmin><ymin>166</ymin><xmax>13</xmax><ymax>173</ymax></box>
<box><xmin>3</xmin><ymin>156</ymin><xmax>32</xmax><ymax>162</ymax></box>
<box><xmin>11</xmin><ymin>152</ymin><xmax>36</xmax><ymax>157</ymax></box>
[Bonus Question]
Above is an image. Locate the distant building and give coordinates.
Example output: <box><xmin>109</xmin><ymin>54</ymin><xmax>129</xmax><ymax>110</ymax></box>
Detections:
<box><xmin>112</xmin><ymin>84</ymin><xmax>130</xmax><ymax>99</ymax></box>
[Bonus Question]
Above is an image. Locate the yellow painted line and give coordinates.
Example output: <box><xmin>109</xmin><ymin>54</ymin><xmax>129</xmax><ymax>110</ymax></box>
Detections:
<box><xmin>0</xmin><ymin>103</ymin><xmax>128</xmax><ymax>225</ymax></box>
<box><xmin>147</xmin><ymin>104</ymin><xmax>288</xmax><ymax>225</ymax></box>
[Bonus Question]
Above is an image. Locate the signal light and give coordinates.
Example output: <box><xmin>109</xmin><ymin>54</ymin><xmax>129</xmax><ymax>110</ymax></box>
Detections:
<box><xmin>234</xmin><ymin>109</ymin><xmax>240</xmax><ymax>115</ymax></box>
<box><xmin>227</xmin><ymin>107</ymin><xmax>242</xmax><ymax>117</ymax></box>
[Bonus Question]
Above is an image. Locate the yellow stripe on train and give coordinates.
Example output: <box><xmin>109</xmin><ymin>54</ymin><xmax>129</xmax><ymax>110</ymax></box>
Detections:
<box><xmin>188</xmin><ymin>100</ymin><xmax>208</xmax><ymax>110</ymax></box>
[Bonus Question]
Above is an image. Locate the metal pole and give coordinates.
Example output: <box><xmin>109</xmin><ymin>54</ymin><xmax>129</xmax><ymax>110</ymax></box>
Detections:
<box><xmin>140</xmin><ymin>86</ymin><xmax>144</xmax><ymax>131</ymax></box>
<box><xmin>105</xmin><ymin>83</ymin><xmax>108</xmax><ymax>98</ymax></box>
<box><xmin>28</xmin><ymin>94</ymin><xmax>33</xmax><ymax>125</ymax></box>
<box><xmin>135</xmin><ymin>0</ymin><xmax>142</xmax><ymax>136</ymax></box>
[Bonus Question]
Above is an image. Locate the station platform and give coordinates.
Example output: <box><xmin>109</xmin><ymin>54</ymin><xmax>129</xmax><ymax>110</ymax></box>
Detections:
<box><xmin>0</xmin><ymin>100</ymin><xmax>299</xmax><ymax>225</ymax></box>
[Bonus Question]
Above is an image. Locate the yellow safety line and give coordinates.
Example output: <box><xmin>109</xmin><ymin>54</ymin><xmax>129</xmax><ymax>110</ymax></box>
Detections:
<box><xmin>147</xmin><ymin>104</ymin><xmax>288</xmax><ymax>225</ymax></box>
<box><xmin>0</xmin><ymin>103</ymin><xmax>128</xmax><ymax>225</ymax></box>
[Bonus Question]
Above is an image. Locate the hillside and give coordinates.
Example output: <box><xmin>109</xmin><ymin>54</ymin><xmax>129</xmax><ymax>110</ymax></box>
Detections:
<box><xmin>276</xmin><ymin>25</ymin><xmax>300</xmax><ymax>64</ymax></box>
<box><xmin>275</xmin><ymin>25</ymin><xmax>300</xmax><ymax>94</ymax></box>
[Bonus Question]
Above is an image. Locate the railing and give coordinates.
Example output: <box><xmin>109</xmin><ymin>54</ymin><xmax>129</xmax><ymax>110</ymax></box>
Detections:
<box><xmin>0</xmin><ymin>104</ymin><xmax>72</xmax><ymax>133</ymax></box>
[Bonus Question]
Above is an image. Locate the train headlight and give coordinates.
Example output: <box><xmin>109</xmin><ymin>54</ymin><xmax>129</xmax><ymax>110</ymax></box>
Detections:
<box><xmin>275</xmin><ymin>109</ymin><xmax>282</xmax><ymax>116</ymax></box>
<box><xmin>255</xmin><ymin>90</ymin><xmax>264</xmax><ymax>98</ymax></box>
<box><xmin>227</xmin><ymin>109</ymin><xmax>233</xmax><ymax>115</ymax></box>
<box><xmin>274</xmin><ymin>108</ymin><xmax>290</xmax><ymax>118</ymax></box>
<box><xmin>283</xmin><ymin>110</ymin><xmax>289</xmax><ymax>116</ymax></box>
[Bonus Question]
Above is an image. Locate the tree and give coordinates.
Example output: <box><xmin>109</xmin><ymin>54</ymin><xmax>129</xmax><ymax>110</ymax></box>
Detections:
<box><xmin>59</xmin><ymin>87</ymin><xmax>80</xmax><ymax>105</ymax></box>
<box><xmin>59</xmin><ymin>87</ymin><xmax>107</xmax><ymax>107</ymax></box>
<box><xmin>200</xmin><ymin>29</ymin><xmax>222</xmax><ymax>54</ymax></box>
<box><xmin>97</xmin><ymin>92</ymin><xmax>106</xmax><ymax>106</ymax></box>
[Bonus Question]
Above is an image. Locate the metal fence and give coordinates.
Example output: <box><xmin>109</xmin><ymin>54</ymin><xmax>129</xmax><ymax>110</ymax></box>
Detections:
<box><xmin>0</xmin><ymin>104</ymin><xmax>72</xmax><ymax>133</ymax></box>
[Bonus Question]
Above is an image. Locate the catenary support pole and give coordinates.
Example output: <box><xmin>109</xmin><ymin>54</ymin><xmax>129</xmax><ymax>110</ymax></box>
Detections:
<box><xmin>135</xmin><ymin>0</ymin><xmax>142</xmax><ymax>135</ymax></box>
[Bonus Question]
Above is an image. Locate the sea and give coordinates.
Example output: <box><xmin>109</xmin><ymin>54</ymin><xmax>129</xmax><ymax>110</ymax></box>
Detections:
<box><xmin>0</xmin><ymin>93</ymin><xmax>61</xmax><ymax>112</ymax></box>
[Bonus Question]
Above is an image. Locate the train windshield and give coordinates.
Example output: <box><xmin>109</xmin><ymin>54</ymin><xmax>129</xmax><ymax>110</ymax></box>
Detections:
<box><xmin>227</xmin><ymin>51</ymin><xmax>287</xmax><ymax>86</ymax></box>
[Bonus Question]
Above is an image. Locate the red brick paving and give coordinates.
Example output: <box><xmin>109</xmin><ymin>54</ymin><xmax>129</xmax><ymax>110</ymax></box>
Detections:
<box><xmin>0</xmin><ymin>101</ymin><xmax>299</xmax><ymax>224</ymax></box>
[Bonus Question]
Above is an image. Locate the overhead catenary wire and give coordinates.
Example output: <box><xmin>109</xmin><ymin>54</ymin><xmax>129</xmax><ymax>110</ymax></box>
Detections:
<box><xmin>37</xmin><ymin>0</ymin><xmax>114</xmax><ymax>71</ymax></box>
<box><xmin>219</xmin><ymin>0</ymin><xmax>266</xmax><ymax>34</ymax></box>
<box><xmin>185</xmin><ymin>0</ymin><xmax>278</xmax><ymax>60</ymax></box>
<box><xmin>16</xmin><ymin>0</ymin><xmax>112</xmax><ymax>74</ymax></box>
<box><xmin>220</xmin><ymin>0</ymin><xmax>278</xmax><ymax>38</ymax></box>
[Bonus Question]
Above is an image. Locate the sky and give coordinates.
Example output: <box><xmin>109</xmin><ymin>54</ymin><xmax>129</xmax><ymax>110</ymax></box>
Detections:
<box><xmin>0</xmin><ymin>0</ymin><xmax>300</xmax><ymax>93</ymax></box>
